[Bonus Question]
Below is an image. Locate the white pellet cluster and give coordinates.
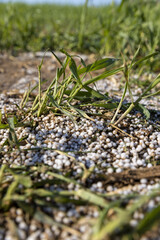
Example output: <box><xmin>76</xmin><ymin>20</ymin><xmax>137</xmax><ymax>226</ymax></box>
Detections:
<box><xmin>0</xmin><ymin>87</ymin><xmax>160</xmax><ymax>240</ymax></box>
<box><xmin>1</xmin><ymin>109</ymin><xmax>160</xmax><ymax>176</ymax></box>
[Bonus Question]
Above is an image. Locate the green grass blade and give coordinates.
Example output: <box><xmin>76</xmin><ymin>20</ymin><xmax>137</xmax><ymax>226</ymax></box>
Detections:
<box><xmin>111</xmin><ymin>81</ymin><xmax>128</xmax><ymax>123</ymax></box>
<box><xmin>132</xmin><ymin>52</ymin><xmax>159</xmax><ymax>68</ymax></box>
<box><xmin>64</xmin><ymin>89</ymin><xmax>95</xmax><ymax>100</ymax></box>
<box><xmin>36</xmin><ymin>76</ymin><xmax>56</xmax><ymax>116</ymax></box>
<box><xmin>34</xmin><ymin>210</ymin><xmax>81</xmax><ymax>236</ymax></box>
<box><xmin>83</xmin><ymin>67</ymin><xmax>124</xmax><ymax>86</ymax></box>
<box><xmin>75</xmin><ymin>189</ymin><xmax>108</xmax><ymax>208</ymax></box>
<box><xmin>48</xmin><ymin>94</ymin><xmax>75</xmax><ymax>122</ymax></box>
<box><xmin>92</xmin><ymin>102</ymin><xmax>118</xmax><ymax>109</ymax></box>
<box><xmin>68</xmin><ymin>103</ymin><xmax>95</xmax><ymax>121</ymax></box>
<box><xmin>135</xmin><ymin>103</ymin><xmax>150</xmax><ymax>119</ymax></box>
<box><xmin>141</xmin><ymin>74</ymin><xmax>160</xmax><ymax>96</ymax></box>
<box><xmin>142</xmin><ymin>89</ymin><xmax>160</xmax><ymax>98</ymax></box>
<box><xmin>84</xmin><ymin>85</ymin><xmax>110</xmax><ymax>100</ymax></box>
<box><xmin>53</xmin><ymin>68</ymin><xmax>60</xmax><ymax>98</ymax></box>
<box><xmin>114</xmin><ymin>73</ymin><xmax>160</xmax><ymax>125</ymax></box>
<box><xmin>130</xmin><ymin>45</ymin><xmax>141</xmax><ymax>69</ymax></box>
<box><xmin>69</xmin><ymin>58</ymin><xmax>81</xmax><ymax>81</ymax></box>
<box><xmin>70</xmin><ymin>67</ymin><xmax>123</xmax><ymax>101</ymax></box>
<box><xmin>38</xmin><ymin>51</ymin><xmax>47</xmax><ymax>107</ymax></box>
<box><xmin>51</xmin><ymin>50</ymin><xmax>63</xmax><ymax>66</ymax></box>
<box><xmin>2</xmin><ymin>180</ymin><xmax>19</xmax><ymax>209</ymax></box>
<box><xmin>47</xmin><ymin>171</ymin><xmax>80</xmax><ymax>186</ymax></box>
<box><xmin>78</xmin><ymin>58</ymin><xmax>118</xmax><ymax>75</ymax></box>
<box><xmin>137</xmin><ymin>204</ymin><xmax>160</xmax><ymax>236</ymax></box>
<box><xmin>0</xmin><ymin>123</ymin><xmax>9</xmax><ymax>129</ymax></box>
<box><xmin>0</xmin><ymin>164</ymin><xmax>7</xmax><ymax>184</ymax></box>
<box><xmin>92</xmin><ymin>210</ymin><xmax>130</xmax><ymax>240</ymax></box>
<box><xmin>8</xmin><ymin>117</ymin><xmax>19</xmax><ymax>148</ymax></box>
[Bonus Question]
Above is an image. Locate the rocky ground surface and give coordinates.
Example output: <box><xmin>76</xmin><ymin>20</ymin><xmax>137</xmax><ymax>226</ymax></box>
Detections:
<box><xmin>0</xmin><ymin>52</ymin><xmax>160</xmax><ymax>240</ymax></box>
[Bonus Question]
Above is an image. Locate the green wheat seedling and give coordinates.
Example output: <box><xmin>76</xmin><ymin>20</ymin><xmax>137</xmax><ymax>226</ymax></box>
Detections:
<box><xmin>20</xmin><ymin>49</ymin><xmax>160</xmax><ymax>125</ymax></box>
<box><xmin>28</xmin><ymin>49</ymin><xmax>120</xmax><ymax>119</ymax></box>
<box><xmin>112</xmin><ymin>51</ymin><xmax>160</xmax><ymax>125</ymax></box>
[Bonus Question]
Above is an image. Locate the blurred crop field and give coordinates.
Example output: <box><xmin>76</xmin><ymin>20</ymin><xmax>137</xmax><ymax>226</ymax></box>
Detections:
<box><xmin>0</xmin><ymin>0</ymin><xmax>160</xmax><ymax>60</ymax></box>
